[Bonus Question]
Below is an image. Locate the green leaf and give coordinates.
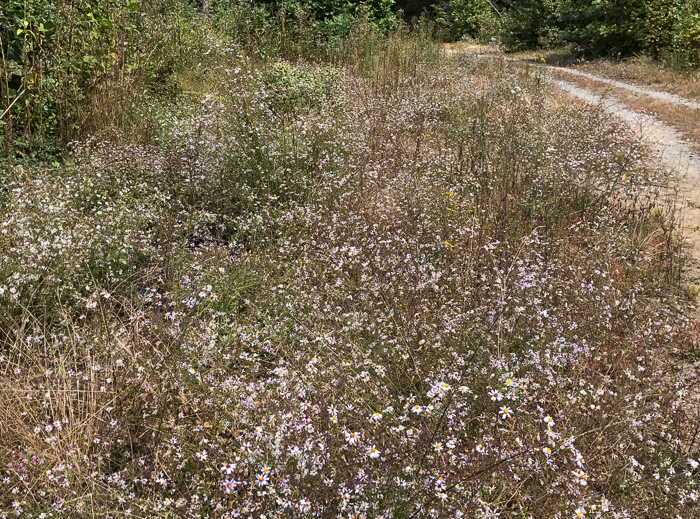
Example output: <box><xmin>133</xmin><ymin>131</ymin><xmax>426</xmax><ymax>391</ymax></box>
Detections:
<box><xmin>16</xmin><ymin>29</ymin><xmax>23</xmax><ymax>35</ymax></box>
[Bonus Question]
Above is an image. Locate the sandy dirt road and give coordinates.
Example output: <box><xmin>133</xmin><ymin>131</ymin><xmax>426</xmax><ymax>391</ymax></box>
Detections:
<box><xmin>515</xmin><ymin>59</ymin><xmax>700</xmax><ymax>109</ymax></box>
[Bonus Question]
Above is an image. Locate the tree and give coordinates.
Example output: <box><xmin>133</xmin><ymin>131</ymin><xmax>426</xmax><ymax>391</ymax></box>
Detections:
<box><xmin>557</xmin><ymin>0</ymin><xmax>683</xmax><ymax>56</ymax></box>
<box><xmin>498</xmin><ymin>0</ymin><xmax>558</xmax><ymax>49</ymax></box>
<box><xmin>447</xmin><ymin>0</ymin><xmax>497</xmax><ymax>41</ymax></box>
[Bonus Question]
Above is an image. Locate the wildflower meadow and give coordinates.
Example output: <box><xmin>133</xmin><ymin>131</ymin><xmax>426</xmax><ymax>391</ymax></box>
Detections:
<box><xmin>1</xmin><ymin>6</ymin><xmax>700</xmax><ymax>519</ymax></box>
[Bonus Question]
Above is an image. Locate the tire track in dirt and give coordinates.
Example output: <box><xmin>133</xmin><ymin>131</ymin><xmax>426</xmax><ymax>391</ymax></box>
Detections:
<box><xmin>514</xmin><ymin>60</ymin><xmax>700</xmax><ymax>110</ymax></box>
<box><xmin>551</xmin><ymin>80</ymin><xmax>700</xmax><ymax>182</ymax></box>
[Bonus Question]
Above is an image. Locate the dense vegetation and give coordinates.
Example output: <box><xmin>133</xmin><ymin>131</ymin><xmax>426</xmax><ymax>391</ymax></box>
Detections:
<box><xmin>445</xmin><ymin>0</ymin><xmax>700</xmax><ymax>67</ymax></box>
<box><xmin>1</xmin><ymin>0</ymin><xmax>698</xmax><ymax>156</ymax></box>
<box><xmin>0</xmin><ymin>0</ymin><xmax>403</xmax><ymax>155</ymax></box>
<box><xmin>2</xmin><ymin>1</ymin><xmax>700</xmax><ymax>518</ymax></box>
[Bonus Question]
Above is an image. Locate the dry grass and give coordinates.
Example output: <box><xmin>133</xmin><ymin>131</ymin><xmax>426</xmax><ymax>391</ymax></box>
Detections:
<box><xmin>574</xmin><ymin>59</ymin><xmax>700</xmax><ymax>101</ymax></box>
<box><xmin>443</xmin><ymin>41</ymin><xmax>501</xmax><ymax>55</ymax></box>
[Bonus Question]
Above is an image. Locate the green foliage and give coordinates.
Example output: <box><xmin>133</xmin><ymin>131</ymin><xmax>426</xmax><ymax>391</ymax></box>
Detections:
<box><xmin>499</xmin><ymin>0</ymin><xmax>558</xmax><ymax>49</ymax></box>
<box><xmin>672</xmin><ymin>0</ymin><xmax>700</xmax><ymax>68</ymax></box>
<box><xmin>211</xmin><ymin>0</ymin><xmax>396</xmax><ymax>53</ymax></box>
<box><xmin>211</xmin><ymin>0</ymin><xmax>276</xmax><ymax>46</ymax></box>
<box><xmin>0</xmin><ymin>0</ymin><xmax>197</xmax><ymax>154</ymax></box>
<box><xmin>447</xmin><ymin>0</ymin><xmax>497</xmax><ymax>42</ymax></box>
<box><xmin>281</xmin><ymin>0</ymin><xmax>396</xmax><ymax>29</ymax></box>
<box><xmin>1</xmin><ymin>0</ymin><xmax>59</xmax><ymax>153</ymax></box>
<box><xmin>641</xmin><ymin>0</ymin><xmax>684</xmax><ymax>54</ymax></box>
<box><xmin>319</xmin><ymin>11</ymin><xmax>359</xmax><ymax>39</ymax></box>
<box><xmin>555</xmin><ymin>0</ymin><xmax>683</xmax><ymax>56</ymax></box>
<box><xmin>260</xmin><ymin>61</ymin><xmax>344</xmax><ymax>114</ymax></box>
<box><xmin>364</xmin><ymin>0</ymin><xmax>398</xmax><ymax>32</ymax></box>
<box><xmin>436</xmin><ymin>0</ymin><xmax>700</xmax><ymax>67</ymax></box>
<box><xmin>0</xmin><ymin>0</ymin><xmax>403</xmax><ymax>157</ymax></box>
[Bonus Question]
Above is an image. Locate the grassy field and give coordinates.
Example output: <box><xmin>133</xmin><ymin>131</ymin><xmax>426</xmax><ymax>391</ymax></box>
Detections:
<box><xmin>1</xmin><ymin>21</ymin><xmax>700</xmax><ymax>519</ymax></box>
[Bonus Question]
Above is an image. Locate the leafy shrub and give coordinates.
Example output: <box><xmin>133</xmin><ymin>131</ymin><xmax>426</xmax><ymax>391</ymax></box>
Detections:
<box><xmin>260</xmin><ymin>61</ymin><xmax>344</xmax><ymax>114</ymax></box>
<box><xmin>211</xmin><ymin>0</ymin><xmax>276</xmax><ymax>47</ymax></box>
<box><xmin>473</xmin><ymin>0</ymin><xmax>697</xmax><ymax>63</ymax></box>
<box><xmin>499</xmin><ymin>0</ymin><xmax>559</xmax><ymax>50</ymax></box>
<box><xmin>446</xmin><ymin>0</ymin><xmax>498</xmax><ymax>42</ymax></box>
<box><xmin>555</xmin><ymin>0</ymin><xmax>684</xmax><ymax>56</ymax></box>
<box><xmin>672</xmin><ymin>0</ymin><xmax>700</xmax><ymax>68</ymax></box>
<box><xmin>640</xmin><ymin>0</ymin><xmax>684</xmax><ymax>55</ymax></box>
<box><xmin>318</xmin><ymin>11</ymin><xmax>359</xmax><ymax>40</ymax></box>
<box><xmin>0</xmin><ymin>0</ymin><xmax>201</xmax><ymax>152</ymax></box>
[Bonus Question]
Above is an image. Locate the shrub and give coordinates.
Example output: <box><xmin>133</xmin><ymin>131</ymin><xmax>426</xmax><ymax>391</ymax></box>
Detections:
<box><xmin>499</xmin><ymin>0</ymin><xmax>558</xmax><ymax>50</ymax></box>
<box><xmin>212</xmin><ymin>0</ymin><xmax>276</xmax><ymax>47</ymax></box>
<box><xmin>260</xmin><ymin>61</ymin><xmax>344</xmax><ymax>114</ymax></box>
<box><xmin>554</xmin><ymin>0</ymin><xmax>684</xmax><ymax>56</ymax></box>
<box><xmin>479</xmin><ymin>0</ymin><xmax>695</xmax><ymax>62</ymax></box>
<box><xmin>446</xmin><ymin>0</ymin><xmax>498</xmax><ymax>42</ymax></box>
<box><xmin>672</xmin><ymin>0</ymin><xmax>700</xmax><ymax>69</ymax></box>
<box><xmin>0</xmin><ymin>0</ymin><xmax>202</xmax><ymax>152</ymax></box>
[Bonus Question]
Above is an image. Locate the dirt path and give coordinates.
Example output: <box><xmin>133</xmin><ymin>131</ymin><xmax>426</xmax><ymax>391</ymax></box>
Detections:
<box><xmin>515</xmin><ymin>60</ymin><xmax>700</xmax><ymax>109</ymax></box>
<box><xmin>446</xmin><ymin>46</ymin><xmax>700</xmax><ymax>108</ymax></box>
<box><xmin>551</xmin><ymin>79</ymin><xmax>700</xmax><ymax>278</ymax></box>
<box><xmin>552</xmin><ymin>80</ymin><xmax>700</xmax><ymax>181</ymax></box>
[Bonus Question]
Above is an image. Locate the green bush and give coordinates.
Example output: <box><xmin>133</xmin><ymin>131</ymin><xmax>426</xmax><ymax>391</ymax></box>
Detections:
<box><xmin>260</xmin><ymin>61</ymin><xmax>344</xmax><ymax>114</ymax></box>
<box><xmin>0</xmin><ymin>0</ymin><xmax>199</xmax><ymax>153</ymax></box>
<box><xmin>672</xmin><ymin>0</ymin><xmax>700</xmax><ymax>68</ymax></box>
<box><xmin>555</xmin><ymin>0</ymin><xmax>683</xmax><ymax>56</ymax></box>
<box><xmin>211</xmin><ymin>0</ymin><xmax>276</xmax><ymax>46</ymax></box>
<box><xmin>462</xmin><ymin>0</ymin><xmax>697</xmax><ymax>64</ymax></box>
<box><xmin>447</xmin><ymin>0</ymin><xmax>498</xmax><ymax>42</ymax></box>
<box><xmin>641</xmin><ymin>0</ymin><xmax>684</xmax><ymax>55</ymax></box>
<box><xmin>499</xmin><ymin>0</ymin><xmax>558</xmax><ymax>49</ymax></box>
